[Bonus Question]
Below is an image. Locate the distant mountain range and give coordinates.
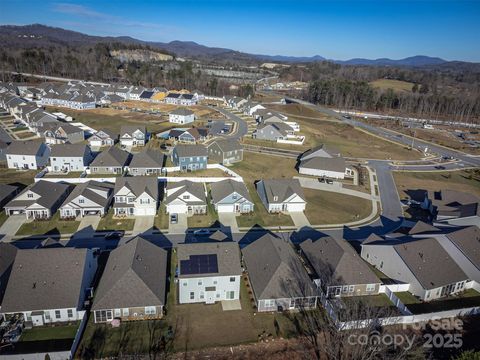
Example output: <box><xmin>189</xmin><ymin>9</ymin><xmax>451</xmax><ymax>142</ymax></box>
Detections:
<box><xmin>0</xmin><ymin>24</ymin><xmax>476</xmax><ymax>68</ymax></box>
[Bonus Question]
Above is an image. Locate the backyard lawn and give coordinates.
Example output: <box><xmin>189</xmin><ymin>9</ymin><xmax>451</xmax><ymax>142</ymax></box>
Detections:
<box><xmin>0</xmin><ymin>168</ymin><xmax>37</xmax><ymax>186</ymax></box>
<box><xmin>395</xmin><ymin>289</ymin><xmax>480</xmax><ymax>314</ymax></box>
<box><xmin>16</xmin><ymin>213</ymin><xmax>80</xmax><ymax>236</ymax></box>
<box><xmin>97</xmin><ymin>209</ymin><xmax>135</xmax><ymax>232</ymax></box>
<box><xmin>45</xmin><ymin>171</ymin><xmax>83</xmax><ymax>178</ymax></box>
<box><xmin>236</xmin><ymin>183</ymin><xmax>294</xmax><ymax>228</ymax></box>
<box><xmin>303</xmin><ymin>188</ymin><xmax>373</xmax><ymax>225</ymax></box>
<box><xmin>20</xmin><ymin>323</ymin><xmax>79</xmax><ymax>341</ymax></box>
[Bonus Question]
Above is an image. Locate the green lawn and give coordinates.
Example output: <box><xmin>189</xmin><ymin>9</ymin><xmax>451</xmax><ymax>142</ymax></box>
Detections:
<box><xmin>395</xmin><ymin>289</ymin><xmax>480</xmax><ymax>314</ymax></box>
<box><xmin>0</xmin><ymin>211</ymin><xmax>8</xmax><ymax>227</ymax></box>
<box><xmin>45</xmin><ymin>171</ymin><xmax>83</xmax><ymax>178</ymax></box>
<box><xmin>154</xmin><ymin>204</ymin><xmax>169</xmax><ymax>230</ymax></box>
<box><xmin>97</xmin><ymin>209</ymin><xmax>135</xmax><ymax>232</ymax></box>
<box><xmin>236</xmin><ymin>183</ymin><xmax>294</xmax><ymax>228</ymax></box>
<box><xmin>11</xmin><ymin>126</ymin><xmax>29</xmax><ymax>132</ymax></box>
<box><xmin>20</xmin><ymin>323</ymin><xmax>79</xmax><ymax>341</ymax></box>
<box><xmin>16</xmin><ymin>213</ymin><xmax>80</xmax><ymax>236</ymax></box>
<box><xmin>0</xmin><ymin>169</ymin><xmax>37</xmax><ymax>186</ymax></box>
<box><xmin>303</xmin><ymin>188</ymin><xmax>373</xmax><ymax>225</ymax></box>
<box><xmin>187</xmin><ymin>201</ymin><xmax>219</xmax><ymax>228</ymax></box>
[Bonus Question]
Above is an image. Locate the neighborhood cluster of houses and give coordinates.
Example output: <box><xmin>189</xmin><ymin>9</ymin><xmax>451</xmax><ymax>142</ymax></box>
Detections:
<box><xmin>1</xmin><ymin>81</ymin><xmax>205</xmax><ymax>111</ymax></box>
<box><xmin>223</xmin><ymin>95</ymin><xmax>304</xmax><ymax>145</ymax></box>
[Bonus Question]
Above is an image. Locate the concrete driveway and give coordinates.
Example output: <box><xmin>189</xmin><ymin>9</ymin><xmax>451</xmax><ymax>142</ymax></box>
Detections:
<box><xmin>72</xmin><ymin>215</ymin><xmax>100</xmax><ymax>239</ymax></box>
<box><xmin>0</xmin><ymin>215</ymin><xmax>26</xmax><ymax>241</ymax></box>
<box><xmin>168</xmin><ymin>213</ymin><xmax>188</xmax><ymax>234</ymax></box>
<box><xmin>132</xmin><ymin>216</ymin><xmax>155</xmax><ymax>235</ymax></box>
<box><xmin>289</xmin><ymin>211</ymin><xmax>311</xmax><ymax>228</ymax></box>
<box><xmin>218</xmin><ymin>212</ymin><xmax>239</xmax><ymax>233</ymax></box>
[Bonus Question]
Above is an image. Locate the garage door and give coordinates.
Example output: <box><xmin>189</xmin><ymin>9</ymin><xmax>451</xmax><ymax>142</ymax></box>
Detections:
<box><xmin>135</xmin><ymin>208</ymin><xmax>156</xmax><ymax>216</ymax></box>
<box><xmin>166</xmin><ymin>204</ymin><xmax>188</xmax><ymax>214</ymax></box>
<box><xmin>217</xmin><ymin>204</ymin><xmax>234</xmax><ymax>213</ymax></box>
<box><xmin>11</xmin><ymin>210</ymin><xmax>25</xmax><ymax>215</ymax></box>
<box><xmin>287</xmin><ymin>203</ymin><xmax>306</xmax><ymax>212</ymax></box>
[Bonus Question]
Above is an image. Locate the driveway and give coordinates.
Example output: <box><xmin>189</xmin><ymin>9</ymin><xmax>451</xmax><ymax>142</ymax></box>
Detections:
<box><xmin>218</xmin><ymin>212</ymin><xmax>239</xmax><ymax>233</ymax></box>
<box><xmin>289</xmin><ymin>211</ymin><xmax>311</xmax><ymax>228</ymax></box>
<box><xmin>72</xmin><ymin>215</ymin><xmax>101</xmax><ymax>239</ymax></box>
<box><xmin>169</xmin><ymin>213</ymin><xmax>188</xmax><ymax>234</ymax></box>
<box><xmin>0</xmin><ymin>215</ymin><xmax>26</xmax><ymax>241</ymax></box>
<box><xmin>132</xmin><ymin>216</ymin><xmax>155</xmax><ymax>235</ymax></box>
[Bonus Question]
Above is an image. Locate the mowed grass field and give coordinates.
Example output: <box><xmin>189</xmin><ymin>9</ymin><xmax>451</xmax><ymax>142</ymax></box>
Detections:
<box><xmin>393</xmin><ymin>170</ymin><xmax>480</xmax><ymax>200</ymax></box>
<box><xmin>369</xmin><ymin>79</ymin><xmax>415</xmax><ymax>93</ymax></box>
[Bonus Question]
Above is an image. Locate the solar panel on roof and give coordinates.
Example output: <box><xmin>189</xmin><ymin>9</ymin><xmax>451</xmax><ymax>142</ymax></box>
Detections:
<box><xmin>180</xmin><ymin>254</ymin><xmax>218</xmax><ymax>275</ymax></box>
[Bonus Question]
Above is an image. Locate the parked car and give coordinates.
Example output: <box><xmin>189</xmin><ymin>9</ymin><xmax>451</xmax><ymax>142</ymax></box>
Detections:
<box><xmin>435</xmin><ymin>165</ymin><xmax>446</xmax><ymax>170</ymax></box>
<box><xmin>170</xmin><ymin>213</ymin><xmax>178</xmax><ymax>224</ymax></box>
<box><xmin>319</xmin><ymin>178</ymin><xmax>326</xmax><ymax>183</ymax></box>
<box><xmin>104</xmin><ymin>231</ymin><xmax>124</xmax><ymax>240</ymax></box>
<box><xmin>326</xmin><ymin>179</ymin><xmax>334</xmax><ymax>184</ymax></box>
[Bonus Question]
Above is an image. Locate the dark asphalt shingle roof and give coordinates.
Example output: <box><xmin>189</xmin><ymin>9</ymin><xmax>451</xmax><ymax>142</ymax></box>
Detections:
<box><xmin>114</xmin><ymin>177</ymin><xmax>158</xmax><ymax>199</ymax></box>
<box><xmin>210</xmin><ymin>179</ymin><xmax>252</xmax><ymax>204</ymax></box>
<box><xmin>90</xmin><ymin>147</ymin><xmax>130</xmax><ymax>168</ymax></box>
<box><xmin>50</xmin><ymin>144</ymin><xmax>89</xmax><ymax>158</ymax></box>
<box><xmin>92</xmin><ymin>237</ymin><xmax>168</xmax><ymax>310</ymax></box>
<box><xmin>257</xmin><ymin>179</ymin><xmax>306</xmax><ymax>204</ymax></box>
<box><xmin>299</xmin><ymin>156</ymin><xmax>346</xmax><ymax>173</ymax></box>
<box><xmin>174</xmin><ymin>144</ymin><xmax>207</xmax><ymax>158</ymax></box>
<box><xmin>5</xmin><ymin>180</ymin><xmax>70</xmax><ymax>210</ymax></box>
<box><xmin>446</xmin><ymin>226</ymin><xmax>480</xmax><ymax>269</ymax></box>
<box><xmin>129</xmin><ymin>149</ymin><xmax>164</xmax><ymax>169</ymax></box>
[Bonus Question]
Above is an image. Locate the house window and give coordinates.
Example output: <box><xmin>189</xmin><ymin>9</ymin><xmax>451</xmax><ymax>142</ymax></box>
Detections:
<box><xmin>213</xmin><ymin>280</ymin><xmax>217</xmax><ymax>285</ymax></box>
<box><xmin>79</xmin><ymin>198</ymin><xmax>84</xmax><ymax>204</ymax></box>
<box><xmin>114</xmin><ymin>309</ymin><xmax>121</xmax><ymax>317</ymax></box>
<box><xmin>366</xmin><ymin>284</ymin><xmax>376</xmax><ymax>292</ymax></box>
<box><xmin>198</xmin><ymin>280</ymin><xmax>203</xmax><ymax>286</ymax></box>
<box><xmin>122</xmin><ymin>308</ymin><xmax>129</xmax><ymax>316</ymax></box>
<box><xmin>349</xmin><ymin>285</ymin><xmax>355</xmax><ymax>293</ymax></box>
<box><xmin>190</xmin><ymin>292</ymin><xmax>195</xmax><ymax>300</ymax></box>
<box><xmin>27</xmin><ymin>193</ymin><xmax>33</xmax><ymax>198</ymax></box>
<box><xmin>232</xmin><ymin>194</ymin><xmax>237</xmax><ymax>200</ymax></box>
<box><xmin>128</xmin><ymin>197</ymin><xmax>134</xmax><ymax>203</ymax></box>
<box><xmin>182</xmin><ymin>195</ymin><xmax>190</xmax><ymax>200</ymax></box>
<box><xmin>264</xmin><ymin>299</ymin><xmax>275</xmax><ymax>308</ymax></box>
<box><xmin>342</xmin><ymin>286</ymin><xmax>349</xmax><ymax>293</ymax></box>
<box><xmin>145</xmin><ymin>306</ymin><xmax>156</xmax><ymax>315</ymax></box>
<box><xmin>45</xmin><ymin>312</ymin><xmax>50</xmax><ymax>320</ymax></box>
<box><xmin>67</xmin><ymin>309</ymin><xmax>73</xmax><ymax>318</ymax></box>
<box><xmin>95</xmin><ymin>310</ymin><xmax>113</xmax><ymax>322</ymax></box>
<box><xmin>380</xmin><ymin>261</ymin><xmax>383</xmax><ymax>269</ymax></box>
<box><xmin>55</xmin><ymin>310</ymin><xmax>61</xmax><ymax>319</ymax></box>
<box><xmin>227</xmin><ymin>291</ymin><xmax>235</xmax><ymax>300</ymax></box>
<box><xmin>230</xmin><ymin>277</ymin><xmax>236</xmax><ymax>282</ymax></box>
<box><xmin>216</xmin><ymin>293</ymin><xmax>220</xmax><ymax>298</ymax></box>
<box><xmin>140</xmin><ymin>198</ymin><xmax>150</xmax><ymax>204</ymax></box>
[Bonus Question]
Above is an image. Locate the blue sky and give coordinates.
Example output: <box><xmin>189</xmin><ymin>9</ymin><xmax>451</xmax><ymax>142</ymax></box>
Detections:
<box><xmin>1</xmin><ymin>0</ymin><xmax>479</xmax><ymax>61</ymax></box>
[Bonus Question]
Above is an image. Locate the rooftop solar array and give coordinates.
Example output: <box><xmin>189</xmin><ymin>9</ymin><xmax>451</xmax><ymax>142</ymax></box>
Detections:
<box><xmin>180</xmin><ymin>254</ymin><xmax>218</xmax><ymax>275</ymax></box>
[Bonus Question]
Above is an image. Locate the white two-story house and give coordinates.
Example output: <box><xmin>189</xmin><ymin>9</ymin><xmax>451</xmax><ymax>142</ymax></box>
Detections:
<box><xmin>119</xmin><ymin>126</ymin><xmax>147</xmax><ymax>148</ymax></box>
<box><xmin>6</xmin><ymin>140</ymin><xmax>50</xmax><ymax>170</ymax></box>
<box><xmin>50</xmin><ymin>144</ymin><xmax>94</xmax><ymax>173</ymax></box>
<box><xmin>112</xmin><ymin>177</ymin><xmax>158</xmax><ymax>216</ymax></box>
<box><xmin>177</xmin><ymin>242</ymin><xmax>242</xmax><ymax>304</ymax></box>
<box><xmin>165</xmin><ymin>180</ymin><xmax>207</xmax><ymax>216</ymax></box>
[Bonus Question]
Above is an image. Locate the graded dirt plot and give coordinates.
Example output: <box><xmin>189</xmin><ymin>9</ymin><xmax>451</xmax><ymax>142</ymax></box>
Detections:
<box><xmin>393</xmin><ymin>170</ymin><xmax>480</xmax><ymax>200</ymax></box>
<box><xmin>267</xmin><ymin>103</ymin><xmax>336</xmax><ymax>121</ymax></box>
<box><xmin>45</xmin><ymin>106</ymin><xmax>175</xmax><ymax>134</ymax></box>
<box><xmin>118</xmin><ymin>101</ymin><xmax>224</xmax><ymax>119</ymax></box>
<box><xmin>303</xmin><ymin>188</ymin><xmax>373</xmax><ymax>225</ymax></box>
<box><xmin>369</xmin><ymin>79</ymin><xmax>415</xmax><ymax>93</ymax></box>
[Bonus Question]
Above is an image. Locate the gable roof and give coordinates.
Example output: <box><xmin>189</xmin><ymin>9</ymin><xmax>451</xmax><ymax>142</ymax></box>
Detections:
<box><xmin>300</xmin><ymin>144</ymin><xmax>341</xmax><ymax>161</ymax></box>
<box><xmin>0</xmin><ymin>184</ymin><xmax>18</xmax><ymax>202</ymax></box>
<box><xmin>114</xmin><ymin>177</ymin><xmax>158</xmax><ymax>199</ymax></box>
<box><xmin>445</xmin><ymin>226</ymin><xmax>480</xmax><ymax>270</ymax></box>
<box><xmin>242</xmin><ymin>234</ymin><xmax>315</xmax><ymax>300</ymax></box>
<box><xmin>90</xmin><ymin>146</ymin><xmax>130</xmax><ymax>168</ymax></box>
<box><xmin>6</xmin><ymin>180</ymin><xmax>70</xmax><ymax>210</ymax></box>
<box><xmin>170</xmin><ymin>108</ymin><xmax>194</xmax><ymax>116</ymax></box>
<box><xmin>208</xmin><ymin>139</ymin><xmax>243</xmax><ymax>153</ymax></box>
<box><xmin>165</xmin><ymin>180</ymin><xmax>206</xmax><ymax>205</ymax></box>
<box><xmin>50</xmin><ymin>144</ymin><xmax>89</xmax><ymax>158</ymax></box>
<box><xmin>6</xmin><ymin>140</ymin><xmax>44</xmax><ymax>156</ymax></box>
<box><xmin>257</xmin><ymin>179</ymin><xmax>306</xmax><ymax>203</ymax></box>
<box><xmin>129</xmin><ymin>149</ymin><xmax>164</xmax><ymax>169</ymax></box>
<box><xmin>211</xmin><ymin>179</ymin><xmax>252</xmax><ymax>204</ymax></box>
<box><xmin>299</xmin><ymin>156</ymin><xmax>346</xmax><ymax>173</ymax></box>
<box><xmin>0</xmin><ymin>243</ymin><xmax>17</xmax><ymax>302</ymax></box>
<box><xmin>393</xmin><ymin>237</ymin><xmax>468</xmax><ymax>290</ymax></box>
<box><xmin>92</xmin><ymin>237</ymin><xmax>167</xmax><ymax>310</ymax></box>
<box><xmin>408</xmin><ymin>221</ymin><xmax>441</xmax><ymax>235</ymax></box>
<box><xmin>300</xmin><ymin>237</ymin><xmax>379</xmax><ymax>286</ymax></box>
<box><xmin>61</xmin><ymin>180</ymin><xmax>114</xmax><ymax>208</ymax></box>
<box><xmin>1</xmin><ymin>248</ymin><xmax>91</xmax><ymax>313</ymax></box>
<box><xmin>177</xmin><ymin>242</ymin><xmax>242</xmax><ymax>278</ymax></box>
<box><xmin>174</xmin><ymin>144</ymin><xmax>207</xmax><ymax>158</ymax></box>
<box><xmin>120</xmin><ymin>125</ymin><xmax>146</xmax><ymax>136</ymax></box>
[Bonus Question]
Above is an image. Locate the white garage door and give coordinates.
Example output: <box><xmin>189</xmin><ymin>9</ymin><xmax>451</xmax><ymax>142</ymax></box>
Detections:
<box><xmin>217</xmin><ymin>204</ymin><xmax>235</xmax><ymax>213</ymax></box>
<box><xmin>287</xmin><ymin>203</ymin><xmax>306</xmax><ymax>212</ymax></box>
<box><xmin>166</xmin><ymin>204</ymin><xmax>187</xmax><ymax>214</ymax></box>
<box><xmin>135</xmin><ymin>208</ymin><xmax>156</xmax><ymax>216</ymax></box>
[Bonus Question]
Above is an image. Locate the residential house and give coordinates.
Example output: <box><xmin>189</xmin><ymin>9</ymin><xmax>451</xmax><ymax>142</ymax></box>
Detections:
<box><xmin>0</xmin><ymin>184</ymin><xmax>19</xmax><ymax>209</ymax></box>
<box><xmin>361</xmin><ymin>235</ymin><xmax>471</xmax><ymax>301</ymax></box>
<box><xmin>6</xmin><ymin>140</ymin><xmax>50</xmax><ymax>170</ymax></box>
<box><xmin>92</xmin><ymin>237</ymin><xmax>167</xmax><ymax>323</ymax></box>
<box><xmin>89</xmin><ymin>147</ymin><xmax>131</xmax><ymax>175</ymax></box>
<box><xmin>128</xmin><ymin>86</ymin><xmax>146</xmax><ymax>101</ymax></box>
<box><xmin>421</xmin><ymin>189</ymin><xmax>480</xmax><ymax>226</ymax></box>
<box><xmin>210</xmin><ymin>179</ymin><xmax>254</xmax><ymax>214</ymax></box>
<box><xmin>128</xmin><ymin>148</ymin><xmax>164</xmax><ymax>176</ymax></box>
<box><xmin>165</xmin><ymin>93</ymin><xmax>196</xmax><ymax>106</ymax></box>
<box><xmin>171</xmin><ymin>144</ymin><xmax>208</xmax><ymax>171</ymax></box>
<box><xmin>0</xmin><ymin>247</ymin><xmax>97</xmax><ymax>326</ymax></box>
<box><xmin>0</xmin><ymin>243</ymin><xmax>17</xmax><ymax>307</ymax></box>
<box><xmin>39</xmin><ymin>122</ymin><xmax>85</xmax><ymax>145</ymax></box>
<box><xmin>50</xmin><ymin>144</ymin><xmax>93</xmax><ymax>173</ymax></box>
<box><xmin>300</xmin><ymin>237</ymin><xmax>381</xmax><ymax>298</ymax></box>
<box><xmin>113</xmin><ymin>177</ymin><xmax>158</xmax><ymax>216</ymax></box>
<box><xmin>139</xmin><ymin>90</ymin><xmax>154</xmax><ymax>102</ymax></box>
<box><xmin>4</xmin><ymin>180</ymin><xmax>71</xmax><ymax>219</ymax></box>
<box><xmin>298</xmin><ymin>145</ymin><xmax>352</xmax><ymax>179</ymax></box>
<box><xmin>177</xmin><ymin>242</ymin><xmax>242</xmax><ymax>304</ymax></box>
<box><xmin>169</xmin><ymin>108</ymin><xmax>195</xmax><ymax>124</ymax></box>
<box><xmin>59</xmin><ymin>181</ymin><xmax>114</xmax><ymax>218</ymax></box>
<box><xmin>207</xmin><ymin>139</ymin><xmax>243</xmax><ymax>165</ymax></box>
<box><xmin>88</xmin><ymin>129</ymin><xmax>118</xmax><ymax>148</ymax></box>
<box><xmin>253</xmin><ymin>122</ymin><xmax>293</xmax><ymax>141</ymax></box>
<box><xmin>165</xmin><ymin>180</ymin><xmax>207</xmax><ymax>215</ymax></box>
<box><xmin>120</xmin><ymin>126</ymin><xmax>147</xmax><ymax>147</ymax></box>
<box><xmin>256</xmin><ymin>179</ymin><xmax>307</xmax><ymax>213</ymax></box>
<box><xmin>0</xmin><ymin>140</ymin><xmax>10</xmax><ymax>162</ymax></box>
<box><xmin>168</xmin><ymin>128</ymin><xmax>204</xmax><ymax>144</ymax></box>
<box><xmin>242</xmin><ymin>234</ymin><xmax>317</xmax><ymax>312</ymax></box>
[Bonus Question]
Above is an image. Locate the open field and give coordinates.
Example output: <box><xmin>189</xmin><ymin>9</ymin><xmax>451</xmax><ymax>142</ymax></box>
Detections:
<box><xmin>369</xmin><ymin>79</ymin><xmax>415</xmax><ymax>93</ymax></box>
<box><xmin>46</xmin><ymin>106</ymin><xmax>175</xmax><ymax>134</ymax></box>
<box><xmin>395</xmin><ymin>289</ymin><xmax>480</xmax><ymax>314</ymax></box>
<box><xmin>16</xmin><ymin>213</ymin><xmax>80</xmax><ymax>236</ymax></box>
<box><xmin>97</xmin><ymin>209</ymin><xmax>135</xmax><ymax>232</ymax></box>
<box><xmin>303</xmin><ymin>188</ymin><xmax>373</xmax><ymax>225</ymax></box>
<box><xmin>242</xmin><ymin>108</ymin><xmax>420</xmax><ymax>160</ymax></box>
<box><xmin>268</xmin><ymin>103</ymin><xmax>338</xmax><ymax>121</ymax></box>
<box><xmin>393</xmin><ymin>170</ymin><xmax>480</xmax><ymax>200</ymax></box>
<box><xmin>0</xmin><ymin>169</ymin><xmax>36</xmax><ymax>186</ymax></box>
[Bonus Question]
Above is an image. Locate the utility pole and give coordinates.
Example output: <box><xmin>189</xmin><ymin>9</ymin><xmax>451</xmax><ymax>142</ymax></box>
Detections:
<box><xmin>411</xmin><ymin>129</ymin><xmax>416</xmax><ymax>149</ymax></box>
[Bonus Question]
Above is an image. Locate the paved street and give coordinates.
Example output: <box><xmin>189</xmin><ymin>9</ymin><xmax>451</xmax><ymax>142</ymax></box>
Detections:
<box><xmin>213</xmin><ymin>107</ymin><xmax>248</xmax><ymax>139</ymax></box>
